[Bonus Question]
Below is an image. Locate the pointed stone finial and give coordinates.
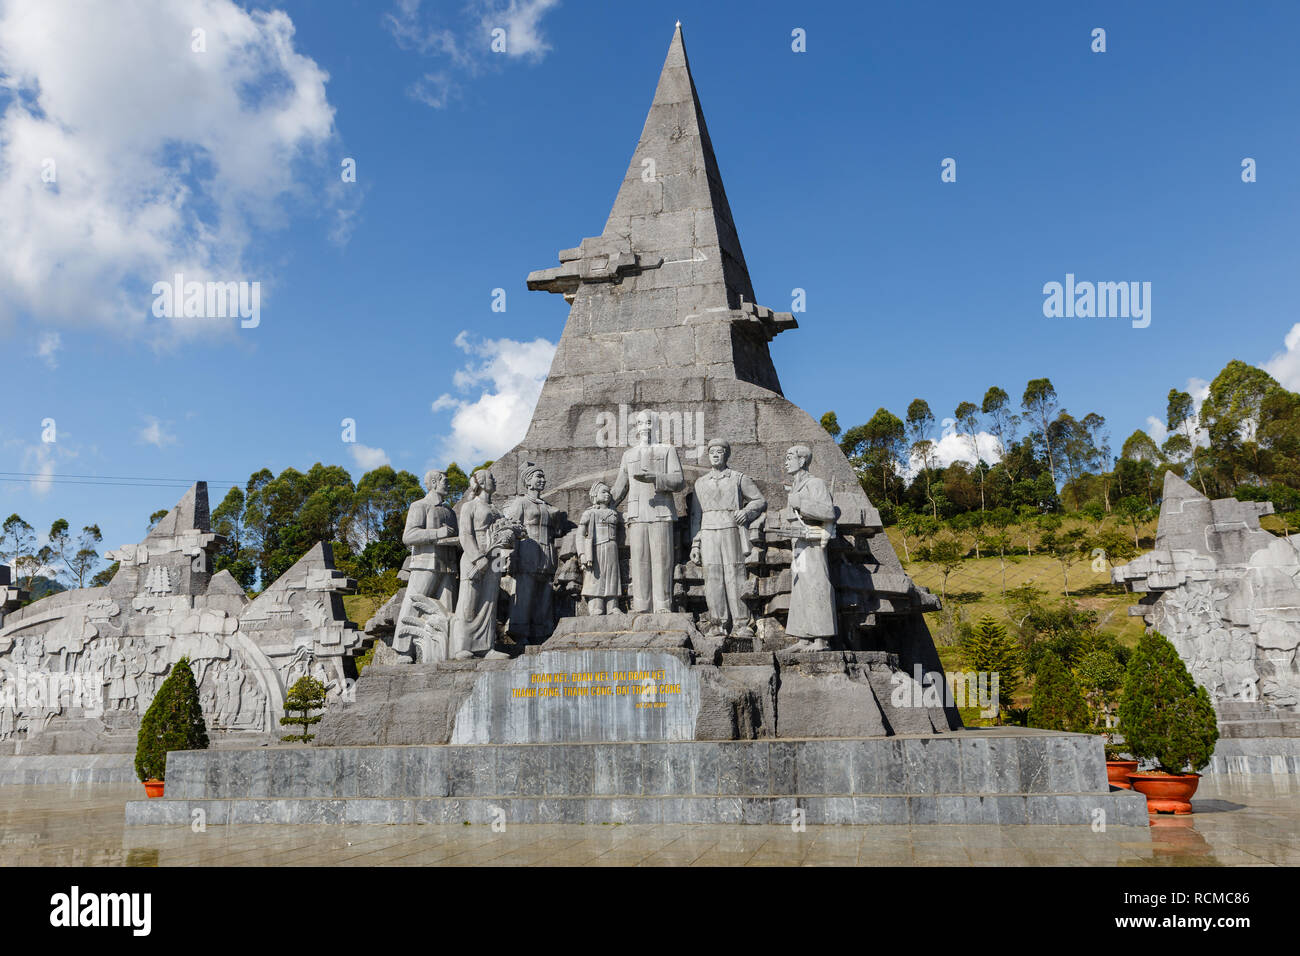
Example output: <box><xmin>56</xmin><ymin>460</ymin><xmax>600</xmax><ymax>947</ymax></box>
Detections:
<box><xmin>529</xmin><ymin>22</ymin><xmax>756</xmax><ymax>314</ymax></box>
<box><xmin>145</xmin><ymin>481</ymin><xmax>211</xmax><ymax>538</ymax></box>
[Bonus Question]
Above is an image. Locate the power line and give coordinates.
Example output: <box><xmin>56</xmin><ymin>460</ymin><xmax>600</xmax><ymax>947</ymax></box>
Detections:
<box><xmin>0</xmin><ymin>472</ymin><xmax>242</xmax><ymax>489</ymax></box>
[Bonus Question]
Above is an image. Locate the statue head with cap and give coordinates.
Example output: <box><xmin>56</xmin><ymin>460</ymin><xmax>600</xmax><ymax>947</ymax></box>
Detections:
<box><xmin>520</xmin><ymin>461</ymin><xmax>546</xmax><ymax>495</ymax></box>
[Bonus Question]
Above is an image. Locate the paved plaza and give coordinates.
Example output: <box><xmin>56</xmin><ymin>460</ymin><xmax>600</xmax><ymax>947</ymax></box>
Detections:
<box><xmin>1</xmin><ymin>775</ymin><xmax>1295</xmax><ymax>866</ymax></box>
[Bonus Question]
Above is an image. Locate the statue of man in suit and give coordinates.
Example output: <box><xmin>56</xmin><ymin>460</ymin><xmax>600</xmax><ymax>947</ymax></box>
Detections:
<box><xmin>689</xmin><ymin>439</ymin><xmax>766</xmax><ymax>637</ymax></box>
<box><xmin>611</xmin><ymin>410</ymin><xmax>685</xmax><ymax>613</ymax></box>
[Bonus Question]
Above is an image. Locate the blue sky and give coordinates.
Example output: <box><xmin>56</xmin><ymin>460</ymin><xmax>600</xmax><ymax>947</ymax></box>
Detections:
<box><xmin>1</xmin><ymin>0</ymin><xmax>1298</xmax><ymax>570</ymax></box>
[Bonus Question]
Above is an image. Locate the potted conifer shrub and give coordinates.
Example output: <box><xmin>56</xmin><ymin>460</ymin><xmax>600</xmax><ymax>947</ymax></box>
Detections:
<box><xmin>134</xmin><ymin>656</ymin><xmax>209</xmax><ymax>797</ymax></box>
<box><xmin>1118</xmin><ymin>632</ymin><xmax>1219</xmax><ymax>813</ymax></box>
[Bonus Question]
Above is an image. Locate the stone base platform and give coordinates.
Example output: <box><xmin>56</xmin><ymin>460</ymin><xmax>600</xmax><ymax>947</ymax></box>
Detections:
<box><xmin>1205</xmin><ymin>738</ymin><xmax>1300</xmax><ymax>774</ymax></box>
<box><xmin>0</xmin><ymin>753</ymin><xmax>137</xmax><ymax>785</ymax></box>
<box><xmin>125</xmin><ymin>729</ymin><xmax>1149</xmax><ymax>826</ymax></box>
<box><xmin>1204</xmin><ymin>701</ymin><xmax>1300</xmax><ymax>774</ymax></box>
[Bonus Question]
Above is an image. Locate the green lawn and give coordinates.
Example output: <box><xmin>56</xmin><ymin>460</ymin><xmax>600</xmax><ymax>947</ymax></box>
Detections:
<box><xmin>342</xmin><ymin>593</ymin><xmax>384</xmax><ymax>628</ymax></box>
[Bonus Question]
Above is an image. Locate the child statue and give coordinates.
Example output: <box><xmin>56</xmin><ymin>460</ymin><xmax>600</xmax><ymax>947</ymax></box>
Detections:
<box><xmin>579</xmin><ymin>480</ymin><xmax>623</xmax><ymax>615</ymax></box>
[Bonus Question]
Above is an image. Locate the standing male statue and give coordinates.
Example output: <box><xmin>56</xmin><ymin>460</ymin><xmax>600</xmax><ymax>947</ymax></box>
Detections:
<box><xmin>689</xmin><ymin>439</ymin><xmax>766</xmax><ymax>637</ymax></box>
<box><xmin>502</xmin><ymin>462</ymin><xmax>559</xmax><ymax>644</ymax></box>
<box><xmin>392</xmin><ymin>469</ymin><xmax>461</xmax><ymax>661</ymax></box>
<box><xmin>611</xmin><ymin>410</ymin><xmax>685</xmax><ymax>613</ymax></box>
<box><xmin>782</xmin><ymin>445</ymin><xmax>838</xmax><ymax>650</ymax></box>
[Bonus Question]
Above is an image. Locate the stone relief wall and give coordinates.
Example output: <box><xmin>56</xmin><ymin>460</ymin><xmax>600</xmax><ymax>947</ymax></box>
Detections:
<box><xmin>0</xmin><ymin>483</ymin><xmax>362</xmax><ymax>753</ymax></box>
<box><xmin>1114</xmin><ymin>471</ymin><xmax>1300</xmax><ymax>711</ymax></box>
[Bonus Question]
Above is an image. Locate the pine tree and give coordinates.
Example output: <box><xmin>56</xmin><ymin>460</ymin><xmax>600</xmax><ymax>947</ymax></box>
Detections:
<box><xmin>1028</xmin><ymin>651</ymin><xmax>1089</xmax><ymax>732</ymax></box>
<box><xmin>134</xmin><ymin>656</ymin><xmax>209</xmax><ymax>782</ymax></box>
<box><xmin>959</xmin><ymin>615</ymin><xmax>1022</xmax><ymax>723</ymax></box>
<box><xmin>280</xmin><ymin>675</ymin><xmax>328</xmax><ymax>743</ymax></box>
<box><xmin>1118</xmin><ymin>632</ymin><xmax>1219</xmax><ymax>773</ymax></box>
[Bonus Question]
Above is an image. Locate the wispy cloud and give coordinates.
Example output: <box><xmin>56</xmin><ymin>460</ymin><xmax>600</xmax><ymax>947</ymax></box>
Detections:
<box><xmin>6</xmin><ymin>435</ymin><xmax>78</xmax><ymax>497</ymax></box>
<box><xmin>35</xmin><ymin>331</ymin><xmax>61</xmax><ymax>369</ymax></box>
<box><xmin>384</xmin><ymin>0</ymin><xmax>560</xmax><ymax>109</ymax></box>
<box><xmin>137</xmin><ymin>416</ymin><xmax>177</xmax><ymax>449</ymax></box>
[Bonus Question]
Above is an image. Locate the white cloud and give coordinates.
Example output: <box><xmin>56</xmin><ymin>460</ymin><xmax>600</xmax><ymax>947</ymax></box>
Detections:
<box><xmin>430</xmin><ymin>332</ymin><xmax>555</xmax><ymax>467</ymax></box>
<box><xmin>385</xmin><ymin>0</ymin><xmax>559</xmax><ymax>108</ymax></box>
<box><xmin>901</xmin><ymin>420</ymin><xmax>1002</xmax><ymax>480</ymax></box>
<box><xmin>1263</xmin><ymin>322</ymin><xmax>1300</xmax><ymax>392</ymax></box>
<box><xmin>348</xmin><ymin>443</ymin><xmax>391</xmax><ymax>471</ymax></box>
<box><xmin>138</xmin><ymin>416</ymin><xmax>177</xmax><ymax>448</ymax></box>
<box><xmin>0</xmin><ymin>0</ymin><xmax>342</xmax><ymax>344</ymax></box>
<box><xmin>484</xmin><ymin>0</ymin><xmax>560</xmax><ymax>59</ymax></box>
<box><xmin>35</xmin><ymin>331</ymin><xmax>61</xmax><ymax>369</ymax></box>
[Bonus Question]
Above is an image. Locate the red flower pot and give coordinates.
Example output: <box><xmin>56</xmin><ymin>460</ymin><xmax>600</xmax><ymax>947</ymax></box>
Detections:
<box><xmin>1128</xmin><ymin>773</ymin><xmax>1200</xmax><ymax>814</ymax></box>
<box><xmin>143</xmin><ymin>779</ymin><xmax>165</xmax><ymax>799</ymax></box>
<box><xmin>1106</xmin><ymin>760</ymin><xmax>1139</xmax><ymax>789</ymax></box>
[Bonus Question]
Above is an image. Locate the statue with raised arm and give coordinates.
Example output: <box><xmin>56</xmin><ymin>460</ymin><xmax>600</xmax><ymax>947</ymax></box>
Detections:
<box><xmin>781</xmin><ymin>445</ymin><xmax>838</xmax><ymax>650</ymax></box>
<box><xmin>503</xmin><ymin>462</ymin><xmax>560</xmax><ymax>644</ymax></box>
<box><xmin>689</xmin><ymin>439</ymin><xmax>766</xmax><ymax>637</ymax></box>
<box><xmin>611</xmin><ymin>410</ymin><xmax>685</xmax><ymax>613</ymax></box>
<box><xmin>392</xmin><ymin>469</ymin><xmax>461</xmax><ymax>662</ymax></box>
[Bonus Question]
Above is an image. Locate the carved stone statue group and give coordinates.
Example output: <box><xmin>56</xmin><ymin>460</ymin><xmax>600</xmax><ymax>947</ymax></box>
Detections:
<box><xmin>395</xmin><ymin>410</ymin><xmax>840</xmax><ymax>661</ymax></box>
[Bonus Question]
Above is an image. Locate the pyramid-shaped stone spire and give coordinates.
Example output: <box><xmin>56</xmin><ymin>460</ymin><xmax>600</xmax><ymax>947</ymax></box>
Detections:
<box><xmin>527</xmin><ymin>24</ymin><xmax>795</xmax><ymax>397</ymax></box>
<box><xmin>600</xmin><ymin>22</ymin><xmax>754</xmax><ymax>309</ymax></box>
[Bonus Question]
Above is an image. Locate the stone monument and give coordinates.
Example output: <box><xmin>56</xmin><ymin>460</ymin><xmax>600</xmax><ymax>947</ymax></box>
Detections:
<box><xmin>1113</xmin><ymin>470</ymin><xmax>1300</xmax><ymax>772</ymax></box>
<box><xmin>125</xmin><ymin>26</ymin><xmax>1146</xmax><ymax>827</ymax></box>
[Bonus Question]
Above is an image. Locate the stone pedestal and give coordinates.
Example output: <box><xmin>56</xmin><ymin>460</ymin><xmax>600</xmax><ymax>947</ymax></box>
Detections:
<box><xmin>318</xmin><ymin>607</ymin><xmax>953</xmax><ymax>746</ymax></box>
<box><xmin>124</xmin><ymin>730</ymin><xmax>1151</xmax><ymax>827</ymax></box>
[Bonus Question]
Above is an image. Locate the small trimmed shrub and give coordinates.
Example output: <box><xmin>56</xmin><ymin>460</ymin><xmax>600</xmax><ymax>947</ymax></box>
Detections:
<box><xmin>1118</xmin><ymin>632</ymin><xmax>1219</xmax><ymax>773</ymax></box>
<box><xmin>1076</xmin><ymin>647</ymin><xmax>1125</xmax><ymax>730</ymax></box>
<box><xmin>135</xmin><ymin>656</ymin><xmax>209</xmax><ymax>782</ymax></box>
<box><xmin>280</xmin><ymin>675</ymin><xmax>328</xmax><ymax>743</ymax></box>
<box><xmin>1028</xmin><ymin>651</ymin><xmax>1089</xmax><ymax>732</ymax></box>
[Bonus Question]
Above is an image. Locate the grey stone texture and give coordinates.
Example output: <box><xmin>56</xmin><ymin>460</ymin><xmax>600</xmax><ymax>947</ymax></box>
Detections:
<box><xmin>1113</xmin><ymin>470</ymin><xmax>1300</xmax><ymax>773</ymax></box>
<box><xmin>0</xmin><ymin>753</ymin><xmax>135</xmax><ymax>785</ymax></box>
<box><xmin>124</xmin><ymin>729</ymin><xmax>1149</xmax><ymax>826</ymax></box>
<box><xmin>0</xmin><ymin>483</ymin><xmax>363</xmax><ymax>753</ymax></box>
<box><xmin>317</xmin><ymin>624</ymin><xmax>951</xmax><ymax>746</ymax></box>
<box><xmin>479</xmin><ymin>25</ymin><xmax>951</xmax><ymax>725</ymax></box>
